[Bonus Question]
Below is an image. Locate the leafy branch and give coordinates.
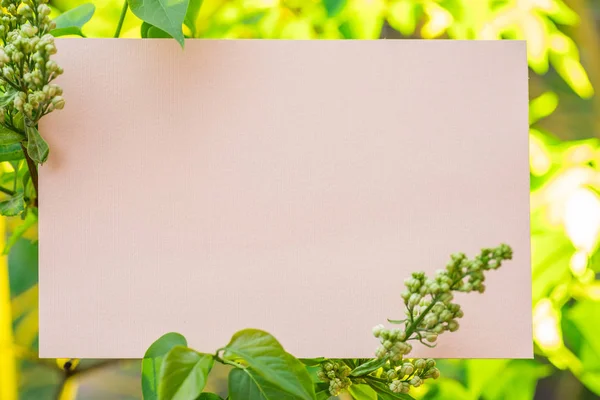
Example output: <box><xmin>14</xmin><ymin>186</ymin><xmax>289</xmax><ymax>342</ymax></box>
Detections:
<box><xmin>131</xmin><ymin>244</ymin><xmax>513</xmax><ymax>400</ymax></box>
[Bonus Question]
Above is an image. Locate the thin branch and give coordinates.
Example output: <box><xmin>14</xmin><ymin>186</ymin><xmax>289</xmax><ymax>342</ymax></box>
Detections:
<box><xmin>114</xmin><ymin>1</ymin><xmax>129</xmax><ymax>38</ymax></box>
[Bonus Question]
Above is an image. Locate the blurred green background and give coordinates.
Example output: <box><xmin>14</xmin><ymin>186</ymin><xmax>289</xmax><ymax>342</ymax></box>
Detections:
<box><xmin>2</xmin><ymin>0</ymin><xmax>600</xmax><ymax>398</ymax></box>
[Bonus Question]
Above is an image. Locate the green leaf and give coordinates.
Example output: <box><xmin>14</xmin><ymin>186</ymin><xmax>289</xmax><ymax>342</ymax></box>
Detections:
<box><xmin>350</xmin><ymin>358</ymin><xmax>387</xmax><ymax>377</ymax></box>
<box><xmin>128</xmin><ymin>0</ymin><xmax>189</xmax><ymax>47</ymax></box>
<box><xmin>52</xmin><ymin>3</ymin><xmax>95</xmax><ymax>36</ymax></box>
<box><xmin>323</xmin><ymin>0</ymin><xmax>346</xmax><ymax>17</ymax></box>
<box><xmin>142</xmin><ymin>332</ymin><xmax>187</xmax><ymax>400</ymax></box>
<box><xmin>4</xmin><ymin>211</ymin><xmax>37</xmax><ymax>254</ymax></box>
<box><xmin>367</xmin><ymin>379</ymin><xmax>414</xmax><ymax>400</ymax></box>
<box><xmin>158</xmin><ymin>346</ymin><xmax>214</xmax><ymax>400</ymax></box>
<box><xmin>479</xmin><ymin>360</ymin><xmax>550</xmax><ymax>400</ymax></box>
<box><xmin>420</xmin><ymin>378</ymin><xmax>471</xmax><ymax>400</ymax></box>
<box><xmin>198</xmin><ymin>394</ymin><xmax>223</xmax><ymax>400</ymax></box>
<box><xmin>140</xmin><ymin>21</ymin><xmax>172</xmax><ymax>38</ymax></box>
<box><xmin>314</xmin><ymin>383</ymin><xmax>331</xmax><ymax>400</ymax></box>
<box><xmin>141</xmin><ymin>22</ymin><xmax>152</xmax><ymax>38</ymax></box>
<box><xmin>51</xmin><ymin>27</ymin><xmax>86</xmax><ymax>37</ymax></box>
<box><xmin>0</xmin><ymin>125</ymin><xmax>24</xmax><ymax>146</ymax></box>
<box><xmin>465</xmin><ymin>359</ymin><xmax>510</xmax><ymax>398</ymax></box>
<box><xmin>300</xmin><ymin>358</ymin><xmax>326</xmax><ymax>367</ymax></box>
<box><xmin>184</xmin><ymin>0</ymin><xmax>203</xmax><ymax>35</ymax></box>
<box><xmin>529</xmin><ymin>92</ymin><xmax>559</xmax><ymax>125</ymax></box>
<box><xmin>223</xmin><ymin>329</ymin><xmax>315</xmax><ymax>400</ymax></box>
<box><xmin>0</xmin><ymin>144</ymin><xmax>23</xmax><ymax>162</ymax></box>
<box><xmin>25</xmin><ymin>125</ymin><xmax>49</xmax><ymax>164</ymax></box>
<box><xmin>0</xmin><ymin>89</ymin><xmax>16</xmax><ymax>107</ymax></box>
<box><xmin>348</xmin><ymin>384</ymin><xmax>377</xmax><ymax>400</ymax></box>
<box><xmin>148</xmin><ymin>26</ymin><xmax>172</xmax><ymax>38</ymax></box>
<box><xmin>0</xmin><ymin>192</ymin><xmax>24</xmax><ymax>217</ymax></box>
<box><xmin>387</xmin><ymin>0</ymin><xmax>417</xmax><ymax>37</ymax></box>
<box><xmin>230</xmin><ymin>367</ymin><xmax>308</xmax><ymax>400</ymax></box>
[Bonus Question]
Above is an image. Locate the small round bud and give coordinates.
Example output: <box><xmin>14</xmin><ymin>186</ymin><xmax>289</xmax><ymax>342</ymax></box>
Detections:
<box><xmin>372</xmin><ymin>324</ymin><xmax>385</xmax><ymax>338</ymax></box>
<box><xmin>410</xmin><ymin>376</ymin><xmax>422</xmax><ymax>387</ymax></box>
<box><xmin>448</xmin><ymin>320</ymin><xmax>459</xmax><ymax>332</ymax></box>
<box><xmin>52</xmin><ymin>96</ymin><xmax>65</xmax><ymax>110</ymax></box>
<box><xmin>426</xmin><ymin>333</ymin><xmax>437</xmax><ymax>343</ymax></box>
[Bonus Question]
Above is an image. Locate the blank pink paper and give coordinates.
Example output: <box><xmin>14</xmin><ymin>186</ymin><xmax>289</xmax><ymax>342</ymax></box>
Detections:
<box><xmin>39</xmin><ymin>39</ymin><xmax>531</xmax><ymax>359</ymax></box>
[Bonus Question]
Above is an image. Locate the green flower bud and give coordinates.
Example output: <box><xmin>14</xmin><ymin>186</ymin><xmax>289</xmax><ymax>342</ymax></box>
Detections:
<box><xmin>410</xmin><ymin>376</ymin><xmax>422</xmax><ymax>387</ymax></box>
<box><xmin>401</xmin><ymin>362</ymin><xmax>414</xmax><ymax>376</ymax></box>
<box><xmin>389</xmin><ymin>380</ymin><xmax>402</xmax><ymax>393</ymax></box>
<box><xmin>448</xmin><ymin>320</ymin><xmax>459</xmax><ymax>332</ymax></box>
<box><xmin>52</xmin><ymin>96</ymin><xmax>65</xmax><ymax>110</ymax></box>
<box><xmin>414</xmin><ymin>359</ymin><xmax>426</xmax><ymax>370</ymax></box>
<box><xmin>372</xmin><ymin>324</ymin><xmax>385</xmax><ymax>338</ymax></box>
<box><xmin>426</xmin><ymin>333</ymin><xmax>437</xmax><ymax>343</ymax></box>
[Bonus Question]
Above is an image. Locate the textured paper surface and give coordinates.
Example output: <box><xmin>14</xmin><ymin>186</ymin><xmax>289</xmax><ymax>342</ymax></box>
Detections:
<box><xmin>39</xmin><ymin>39</ymin><xmax>531</xmax><ymax>359</ymax></box>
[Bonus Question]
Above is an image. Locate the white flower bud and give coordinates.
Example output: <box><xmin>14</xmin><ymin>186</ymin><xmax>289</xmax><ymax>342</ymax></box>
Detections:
<box><xmin>401</xmin><ymin>362</ymin><xmax>414</xmax><ymax>376</ymax></box>
<box><xmin>372</xmin><ymin>324</ymin><xmax>385</xmax><ymax>338</ymax></box>
<box><xmin>410</xmin><ymin>376</ymin><xmax>422</xmax><ymax>387</ymax></box>
<box><xmin>52</xmin><ymin>96</ymin><xmax>65</xmax><ymax>110</ymax></box>
<box><xmin>414</xmin><ymin>359</ymin><xmax>426</xmax><ymax>370</ymax></box>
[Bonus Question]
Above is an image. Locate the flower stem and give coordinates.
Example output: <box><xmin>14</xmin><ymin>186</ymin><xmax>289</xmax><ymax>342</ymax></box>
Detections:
<box><xmin>114</xmin><ymin>1</ymin><xmax>128</xmax><ymax>38</ymax></box>
<box><xmin>20</xmin><ymin>143</ymin><xmax>38</xmax><ymax>207</ymax></box>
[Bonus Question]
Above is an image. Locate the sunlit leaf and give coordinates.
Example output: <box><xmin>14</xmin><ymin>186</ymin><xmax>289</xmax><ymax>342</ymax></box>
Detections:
<box><xmin>0</xmin><ymin>144</ymin><xmax>24</xmax><ymax>162</ymax></box>
<box><xmin>223</xmin><ymin>329</ymin><xmax>315</xmax><ymax>399</ymax></box>
<box><xmin>523</xmin><ymin>14</ymin><xmax>550</xmax><ymax>74</ymax></box>
<box><xmin>465</xmin><ymin>359</ymin><xmax>510</xmax><ymax>398</ymax></box>
<box><xmin>421</xmin><ymin>2</ymin><xmax>452</xmax><ymax>38</ymax></box>
<box><xmin>552</xmin><ymin>56</ymin><xmax>594</xmax><ymax>99</ymax></box>
<box><xmin>184</xmin><ymin>0</ymin><xmax>204</xmax><ymax>35</ymax></box>
<box><xmin>480</xmin><ymin>360</ymin><xmax>551</xmax><ymax>400</ymax></box>
<box><xmin>0</xmin><ymin>192</ymin><xmax>24</xmax><ymax>217</ymax></box>
<box><xmin>158</xmin><ymin>346</ymin><xmax>213</xmax><ymax>400</ymax></box>
<box><xmin>348</xmin><ymin>384</ymin><xmax>377</xmax><ymax>400</ymax></box>
<box><xmin>4</xmin><ymin>211</ymin><xmax>37</xmax><ymax>254</ymax></box>
<box><xmin>142</xmin><ymin>332</ymin><xmax>188</xmax><ymax>400</ymax></box>
<box><xmin>346</xmin><ymin>0</ymin><xmax>385</xmax><ymax>39</ymax></box>
<box><xmin>529</xmin><ymin>92</ymin><xmax>559</xmax><ymax>125</ymax></box>
<box><xmin>387</xmin><ymin>0</ymin><xmax>417</xmax><ymax>37</ymax></box>
<box><xmin>51</xmin><ymin>3</ymin><xmax>95</xmax><ymax>37</ymax></box>
<box><xmin>128</xmin><ymin>0</ymin><xmax>189</xmax><ymax>46</ymax></box>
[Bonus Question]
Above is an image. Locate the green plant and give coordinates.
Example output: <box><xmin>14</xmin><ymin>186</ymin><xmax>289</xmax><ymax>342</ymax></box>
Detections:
<box><xmin>142</xmin><ymin>244</ymin><xmax>512</xmax><ymax>400</ymax></box>
<box><xmin>0</xmin><ymin>0</ymin><xmax>63</xmax><ymax>219</ymax></box>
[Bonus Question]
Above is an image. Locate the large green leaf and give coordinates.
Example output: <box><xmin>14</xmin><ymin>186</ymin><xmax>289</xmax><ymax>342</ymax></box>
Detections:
<box><xmin>0</xmin><ymin>192</ymin><xmax>25</xmax><ymax>216</ymax></box>
<box><xmin>229</xmin><ymin>367</ymin><xmax>305</xmax><ymax>400</ymax></box>
<box><xmin>348</xmin><ymin>384</ymin><xmax>377</xmax><ymax>400</ymax></box>
<box><xmin>158</xmin><ymin>346</ymin><xmax>214</xmax><ymax>400</ymax></box>
<box><xmin>198</xmin><ymin>394</ymin><xmax>223</xmax><ymax>400</ymax></box>
<box><xmin>128</xmin><ymin>0</ymin><xmax>189</xmax><ymax>47</ymax></box>
<box><xmin>3</xmin><ymin>211</ymin><xmax>37</xmax><ymax>254</ymax></box>
<box><xmin>142</xmin><ymin>332</ymin><xmax>188</xmax><ymax>400</ymax></box>
<box><xmin>25</xmin><ymin>126</ymin><xmax>49</xmax><ymax>164</ymax></box>
<box><xmin>51</xmin><ymin>3</ymin><xmax>95</xmax><ymax>37</ymax></box>
<box><xmin>0</xmin><ymin>143</ymin><xmax>24</xmax><ymax>162</ymax></box>
<box><xmin>223</xmin><ymin>329</ymin><xmax>315</xmax><ymax>400</ymax></box>
<box><xmin>0</xmin><ymin>125</ymin><xmax>25</xmax><ymax>145</ymax></box>
<box><xmin>351</xmin><ymin>358</ymin><xmax>387</xmax><ymax>377</ymax></box>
